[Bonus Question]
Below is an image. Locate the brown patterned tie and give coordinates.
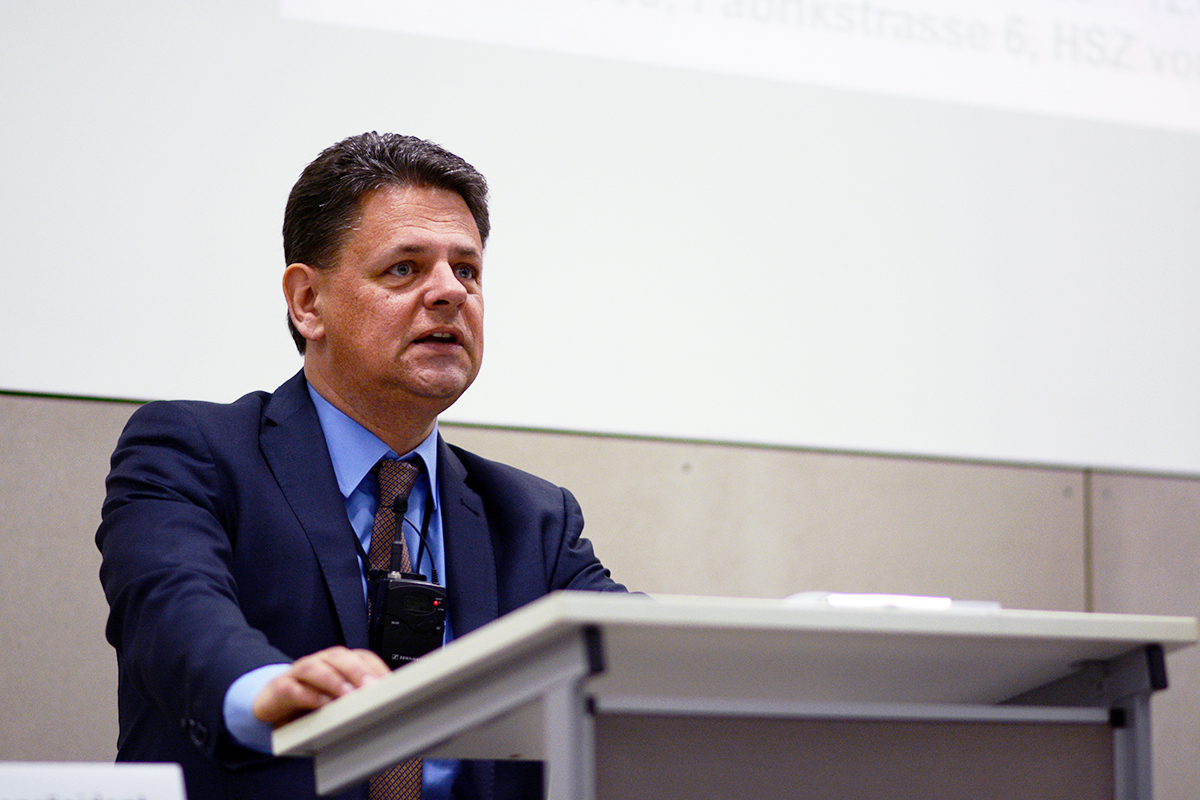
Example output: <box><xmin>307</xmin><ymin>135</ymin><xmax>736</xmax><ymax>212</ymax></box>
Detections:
<box><xmin>367</xmin><ymin>459</ymin><xmax>423</xmax><ymax>800</ymax></box>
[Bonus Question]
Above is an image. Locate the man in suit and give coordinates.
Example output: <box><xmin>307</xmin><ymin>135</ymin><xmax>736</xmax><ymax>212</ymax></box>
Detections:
<box><xmin>97</xmin><ymin>132</ymin><xmax>627</xmax><ymax>800</ymax></box>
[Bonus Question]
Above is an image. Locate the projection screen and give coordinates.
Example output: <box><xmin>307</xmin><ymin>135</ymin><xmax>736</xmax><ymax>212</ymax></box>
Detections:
<box><xmin>3</xmin><ymin>0</ymin><xmax>1198</xmax><ymax>474</ymax></box>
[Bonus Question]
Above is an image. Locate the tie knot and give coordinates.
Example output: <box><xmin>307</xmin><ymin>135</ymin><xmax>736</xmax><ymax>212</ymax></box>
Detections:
<box><xmin>376</xmin><ymin>459</ymin><xmax>421</xmax><ymax>509</ymax></box>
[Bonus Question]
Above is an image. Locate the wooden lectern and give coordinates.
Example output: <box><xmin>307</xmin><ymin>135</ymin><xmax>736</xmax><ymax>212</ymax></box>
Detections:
<box><xmin>274</xmin><ymin>592</ymin><xmax>1197</xmax><ymax>800</ymax></box>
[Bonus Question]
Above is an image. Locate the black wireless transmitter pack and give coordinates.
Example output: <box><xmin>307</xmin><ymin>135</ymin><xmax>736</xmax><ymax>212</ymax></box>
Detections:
<box><xmin>366</xmin><ymin>495</ymin><xmax>448</xmax><ymax>669</ymax></box>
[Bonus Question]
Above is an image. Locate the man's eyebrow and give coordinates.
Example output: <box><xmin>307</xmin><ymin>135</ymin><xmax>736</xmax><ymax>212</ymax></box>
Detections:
<box><xmin>390</xmin><ymin>243</ymin><xmax>482</xmax><ymax>259</ymax></box>
<box><xmin>449</xmin><ymin>244</ymin><xmax>483</xmax><ymax>260</ymax></box>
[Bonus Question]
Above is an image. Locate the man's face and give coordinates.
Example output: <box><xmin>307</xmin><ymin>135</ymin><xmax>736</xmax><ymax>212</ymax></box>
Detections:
<box><xmin>303</xmin><ymin>183</ymin><xmax>484</xmax><ymax>415</ymax></box>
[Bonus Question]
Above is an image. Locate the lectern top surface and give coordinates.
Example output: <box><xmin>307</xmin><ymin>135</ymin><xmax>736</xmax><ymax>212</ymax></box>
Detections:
<box><xmin>274</xmin><ymin>591</ymin><xmax>1197</xmax><ymax>758</ymax></box>
<box><xmin>534</xmin><ymin>591</ymin><xmax>1196</xmax><ymax>642</ymax></box>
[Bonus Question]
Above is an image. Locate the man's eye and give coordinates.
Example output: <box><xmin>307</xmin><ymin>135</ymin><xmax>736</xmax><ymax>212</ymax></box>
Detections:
<box><xmin>390</xmin><ymin>263</ymin><xmax>413</xmax><ymax>277</ymax></box>
<box><xmin>455</xmin><ymin>265</ymin><xmax>478</xmax><ymax>281</ymax></box>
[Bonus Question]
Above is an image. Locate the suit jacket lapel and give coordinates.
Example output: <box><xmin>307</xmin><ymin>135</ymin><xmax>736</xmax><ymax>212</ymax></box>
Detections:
<box><xmin>438</xmin><ymin>437</ymin><xmax>499</xmax><ymax>639</ymax></box>
<box><xmin>260</xmin><ymin>371</ymin><xmax>369</xmax><ymax>648</ymax></box>
<box><xmin>438</xmin><ymin>438</ymin><xmax>500</xmax><ymax>800</ymax></box>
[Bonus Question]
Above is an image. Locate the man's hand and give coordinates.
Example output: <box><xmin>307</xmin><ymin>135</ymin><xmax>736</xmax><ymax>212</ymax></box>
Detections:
<box><xmin>253</xmin><ymin>646</ymin><xmax>391</xmax><ymax>728</ymax></box>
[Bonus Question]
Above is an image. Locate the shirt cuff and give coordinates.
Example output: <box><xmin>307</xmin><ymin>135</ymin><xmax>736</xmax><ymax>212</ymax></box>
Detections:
<box><xmin>223</xmin><ymin>663</ymin><xmax>292</xmax><ymax>753</ymax></box>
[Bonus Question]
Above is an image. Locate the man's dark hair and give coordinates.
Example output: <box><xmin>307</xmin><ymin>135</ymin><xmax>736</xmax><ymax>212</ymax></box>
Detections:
<box><xmin>283</xmin><ymin>132</ymin><xmax>490</xmax><ymax>353</ymax></box>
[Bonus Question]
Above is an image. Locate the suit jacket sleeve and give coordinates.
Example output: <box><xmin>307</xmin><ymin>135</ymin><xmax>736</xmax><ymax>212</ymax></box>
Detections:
<box><xmin>97</xmin><ymin>399</ymin><xmax>296</xmax><ymax>766</ymax></box>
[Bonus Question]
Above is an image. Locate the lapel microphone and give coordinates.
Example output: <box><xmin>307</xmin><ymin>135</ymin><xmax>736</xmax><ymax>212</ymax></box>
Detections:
<box><xmin>392</xmin><ymin>494</ymin><xmax>438</xmax><ymax>583</ymax></box>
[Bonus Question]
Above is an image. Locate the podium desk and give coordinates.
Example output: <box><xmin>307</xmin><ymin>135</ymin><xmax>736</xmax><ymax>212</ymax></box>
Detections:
<box><xmin>274</xmin><ymin>592</ymin><xmax>1197</xmax><ymax>800</ymax></box>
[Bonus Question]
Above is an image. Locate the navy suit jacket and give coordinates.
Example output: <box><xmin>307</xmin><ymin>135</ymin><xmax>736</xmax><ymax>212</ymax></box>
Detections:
<box><xmin>97</xmin><ymin>371</ymin><xmax>625</xmax><ymax>800</ymax></box>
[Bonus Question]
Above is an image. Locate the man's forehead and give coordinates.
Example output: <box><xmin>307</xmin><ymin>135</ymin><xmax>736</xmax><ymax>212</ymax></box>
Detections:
<box><xmin>358</xmin><ymin>184</ymin><xmax>479</xmax><ymax>234</ymax></box>
<box><xmin>335</xmin><ymin>184</ymin><xmax>483</xmax><ymax>263</ymax></box>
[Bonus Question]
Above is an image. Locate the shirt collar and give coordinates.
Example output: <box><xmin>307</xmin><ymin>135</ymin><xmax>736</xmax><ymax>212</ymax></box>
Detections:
<box><xmin>307</xmin><ymin>384</ymin><xmax>439</xmax><ymax>504</ymax></box>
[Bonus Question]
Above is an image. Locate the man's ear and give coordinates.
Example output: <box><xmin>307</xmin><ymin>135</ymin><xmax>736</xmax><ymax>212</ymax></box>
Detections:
<box><xmin>283</xmin><ymin>263</ymin><xmax>324</xmax><ymax>344</ymax></box>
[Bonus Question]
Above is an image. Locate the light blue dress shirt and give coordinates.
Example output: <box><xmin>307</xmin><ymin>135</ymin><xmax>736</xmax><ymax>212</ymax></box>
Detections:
<box><xmin>223</xmin><ymin>385</ymin><xmax>457</xmax><ymax>797</ymax></box>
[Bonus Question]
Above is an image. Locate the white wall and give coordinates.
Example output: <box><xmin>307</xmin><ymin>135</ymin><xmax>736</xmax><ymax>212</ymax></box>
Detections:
<box><xmin>4</xmin><ymin>1</ymin><xmax>1199</xmax><ymax>473</ymax></box>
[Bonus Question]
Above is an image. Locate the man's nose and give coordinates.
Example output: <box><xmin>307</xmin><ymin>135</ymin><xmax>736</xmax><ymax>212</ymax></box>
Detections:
<box><xmin>425</xmin><ymin>262</ymin><xmax>468</xmax><ymax>306</ymax></box>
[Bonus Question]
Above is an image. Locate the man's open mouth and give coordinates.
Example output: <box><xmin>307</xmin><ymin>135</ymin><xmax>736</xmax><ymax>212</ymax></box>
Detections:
<box><xmin>415</xmin><ymin>331</ymin><xmax>459</xmax><ymax>345</ymax></box>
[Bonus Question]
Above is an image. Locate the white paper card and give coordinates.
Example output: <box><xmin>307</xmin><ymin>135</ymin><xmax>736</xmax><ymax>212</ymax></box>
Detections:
<box><xmin>0</xmin><ymin>762</ymin><xmax>186</xmax><ymax>800</ymax></box>
<box><xmin>786</xmin><ymin>591</ymin><xmax>1002</xmax><ymax>614</ymax></box>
